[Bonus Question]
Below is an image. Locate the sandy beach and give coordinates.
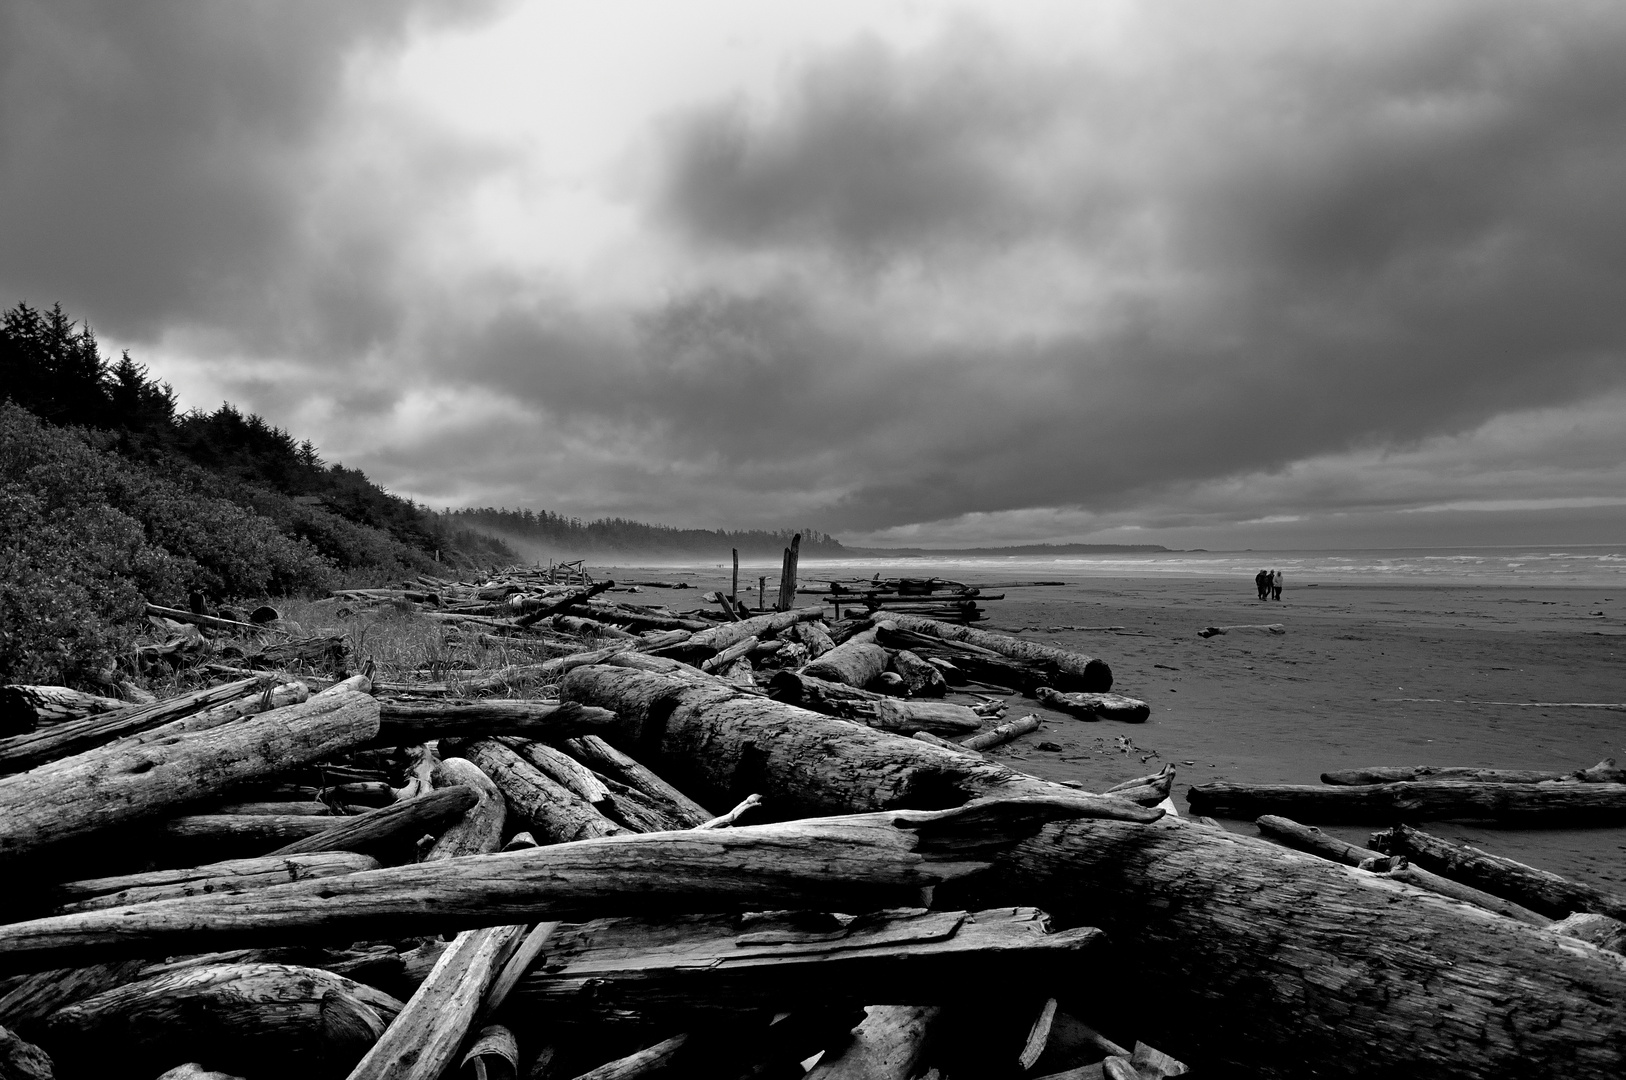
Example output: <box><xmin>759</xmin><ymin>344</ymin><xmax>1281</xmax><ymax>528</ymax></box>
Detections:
<box><xmin>609</xmin><ymin>566</ymin><xmax>1626</xmax><ymax>895</ymax></box>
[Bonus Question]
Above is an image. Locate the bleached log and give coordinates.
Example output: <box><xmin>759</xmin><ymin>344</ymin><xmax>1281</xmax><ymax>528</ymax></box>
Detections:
<box><xmin>1377</xmin><ymin>865</ymin><xmax>1550</xmax><ymax>927</ymax></box>
<box><xmin>511</xmin><ymin>907</ymin><xmax>1101</xmax><ymax>1018</ymax></box>
<box><xmin>766</xmin><ymin>671</ymin><xmax>980</xmax><ymax>734</ymax></box>
<box><xmin>425</xmin><ymin>759</ymin><xmax>506</xmax><ymax>860</ymax></box>
<box><xmin>0</xmin><ymin>691</ymin><xmax>380</xmax><ymax>864</ymax></box>
<box><xmin>0</xmin><ymin>677</ymin><xmax>267</xmax><ymax>775</ymax></box>
<box><xmin>269</xmin><ymin>785</ymin><xmax>480</xmax><ymax>857</ymax></box>
<box><xmin>0</xmin><ymin>685</ymin><xmax>124</xmax><ymax>735</ymax></box>
<box><xmin>1035</xmin><ymin>687</ymin><xmax>1149</xmax><ymax>724</ymax></box>
<box><xmin>375</xmin><ymin>701</ymin><xmax>618</xmax><ymax>745</ymax></box>
<box><xmin>51</xmin><ymin>852</ymin><xmax>379</xmax><ymax>914</ymax></box>
<box><xmin>806</xmin><ymin>1005</ymin><xmax>938</xmax><ymax>1080</ymax></box>
<box><xmin>0</xmin><ymin>1024</ymin><xmax>51</xmax><ymax>1080</ymax></box>
<box><xmin>872</xmin><ymin>615</ymin><xmax>1112</xmax><ymax>692</ymax></box>
<box><xmin>960</xmin><ymin>714</ymin><xmax>1042</xmax><ymax>752</ymax></box>
<box><xmin>559</xmin><ymin>664</ymin><xmax>1626</xmax><ymax>1078</ymax></box>
<box><xmin>449</xmin><ymin>740</ymin><xmax>623</xmax><ymax>844</ymax></box>
<box><xmin>571</xmin><ymin>1034</ymin><xmax>688</xmax><ymax>1080</ymax></box>
<box><xmin>800</xmin><ymin>642</ymin><xmax>889</xmax><ymax>689</ymax></box>
<box><xmin>0</xmin><ymin>960</ymin><xmax>147</xmax><ymax>1037</ymax></box>
<box><xmin>888</xmin><ymin>650</ymin><xmax>947</xmax><ymax>697</ymax></box>
<box><xmin>1322</xmin><ymin>759</ymin><xmax>1625</xmax><ymax>786</ymax></box>
<box><xmin>44</xmin><ymin>963</ymin><xmax>403</xmax><ymax>1079</ymax></box>
<box><xmin>512</xmin><ymin>580</ymin><xmax>615</xmax><ymax>628</ymax></box>
<box><xmin>557</xmin><ymin>735</ymin><xmax>713</xmax><ymax>827</ymax></box>
<box><xmin>0</xmin><ymin>797</ymin><xmax>1104</xmax><ymax>972</ymax></box>
<box><xmin>459</xmin><ymin>646</ymin><xmax>632</xmax><ymax>695</ymax></box>
<box><xmin>1370</xmin><ymin>823</ymin><xmax>1626</xmax><ymax>921</ymax></box>
<box><xmin>1187</xmin><ymin>779</ymin><xmax>1626</xmax><ymax>825</ymax></box>
<box><xmin>501</xmin><ymin>740</ymin><xmax>610</xmax><ymax>805</ymax></box>
<box><xmin>1254</xmin><ymin>815</ymin><xmax>1376</xmax><ymax>867</ymax></box>
<box><xmin>699</xmin><ymin>635</ymin><xmax>759</xmax><ymax>675</ymax></box>
<box><xmin>677</xmin><ymin>607</ymin><xmax>825</xmax><ymax>656</ymax></box>
<box><xmin>789</xmin><ymin>620</ymin><xmax>837</xmax><ymax>658</ymax></box>
<box><xmin>161</xmin><ymin>814</ymin><xmax>340</xmax><ymax>850</ymax></box>
<box><xmin>1101</xmin><ymin>764</ymin><xmax>1174</xmax><ymax>807</ymax></box>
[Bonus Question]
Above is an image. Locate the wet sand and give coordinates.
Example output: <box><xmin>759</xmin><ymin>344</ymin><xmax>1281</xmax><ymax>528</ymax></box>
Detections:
<box><xmin>611</xmin><ymin>567</ymin><xmax>1626</xmax><ymax>895</ymax></box>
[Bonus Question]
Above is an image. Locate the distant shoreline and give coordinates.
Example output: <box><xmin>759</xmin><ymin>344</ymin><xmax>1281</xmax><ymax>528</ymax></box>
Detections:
<box><xmin>843</xmin><ymin>543</ymin><xmax>1171</xmax><ymax>557</ymax></box>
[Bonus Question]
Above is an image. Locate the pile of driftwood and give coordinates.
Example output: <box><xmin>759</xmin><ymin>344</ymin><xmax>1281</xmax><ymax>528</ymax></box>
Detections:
<box><xmin>3</xmin><ymin>566</ymin><xmax>1626</xmax><ymax>1079</ymax></box>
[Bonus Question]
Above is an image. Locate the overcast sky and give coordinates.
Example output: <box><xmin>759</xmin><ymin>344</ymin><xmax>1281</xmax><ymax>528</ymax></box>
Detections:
<box><xmin>4</xmin><ymin>0</ymin><xmax>1625</xmax><ymax>549</ymax></box>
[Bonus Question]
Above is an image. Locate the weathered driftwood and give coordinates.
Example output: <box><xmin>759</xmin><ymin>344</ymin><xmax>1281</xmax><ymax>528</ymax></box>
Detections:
<box><xmin>766</xmin><ymin>671</ymin><xmax>980</xmax><ymax>734</ymax></box>
<box><xmin>161</xmin><ymin>814</ymin><xmax>341</xmax><ymax>851</ymax></box>
<box><xmin>345</xmin><ymin>923</ymin><xmax>528</xmax><ymax>1080</ymax></box>
<box><xmin>449</xmin><ymin>740</ymin><xmax>624</xmax><ymax>844</ymax></box>
<box><xmin>1035</xmin><ymin>688</ymin><xmax>1149</xmax><ymax>724</ymax></box>
<box><xmin>559</xmin><ymin>664</ymin><xmax>1626</xmax><ymax>1078</ymax></box>
<box><xmin>0</xmin><ymin>685</ymin><xmax>125</xmax><ymax>735</ymax></box>
<box><xmin>699</xmin><ymin>635</ymin><xmax>759</xmax><ymax>675</ymax></box>
<box><xmin>1370</xmin><ymin>823</ymin><xmax>1626</xmax><ymax>921</ymax></box>
<box><xmin>873</xmin><ymin>623</ymin><xmax>1053</xmax><ymax>695</ymax></box>
<box><xmin>51</xmin><ymin>852</ymin><xmax>380</xmax><ymax>914</ymax></box>
<box><xmin>776</xmin><ymin>533</ymin><xmax>802</xmax><ymax>613</ymax></box>
<box><xmin>103</xmin><ymin>681</ymin><xmax>312</xmax><ymax>755</ymax></box>
<box><xmin>573</xmin><ymin>1033</ymin><xmax>688</xmax><ymax>1080</ymax></box>
<box><xmin>0</xmin><ymin>1024</ymin><xmax>52</xmax><ymax>1080</ymax></box>
<box><xmin>676</xmin><ymin>607</ymin><xmax>825</xmax><ymax>657</ymax></box>
<box><xmin>0</xmin><ymin>690</ymin><xmax>380</xmax><ymax>864</ymax></box>
<box><xmin>557</xmin><ymin>735</ymin><xmax>713</xmax><ymax>827</ymax></box>
<box><xmin>961</xmin><ymin>714</ymin><xmax>1042</xmax><ymax>752</ymax></box>
<box><xmin>1101</xmin><ymin>765</ymin><xmax>1174</xmax><ymax>807</ymax></box>
<box><xmin>572</xmin><ymin>600</ymin><xmax>709</xmax><ymax>633</ymax></box>
<box><xmin>1321</xmin><ymin>759</ymin><xmax>1625</xmax><ymax>786</ymax></box>
<box><xmin>154</xmin><ymin>1064</ymin><xmax>248</xmax><ymax>1080</ymax></box>
<box><xmin>513</xmin><ymin>907</ymin><xmax>1101</xmax><ymax>1017</ymax></box>
<box><xmin>0</xmin><ymin>960</ymin><xmax>148</xmax><ymax>1037</ymax></box>
<box><xmin>888</xmin><ymin>649</ymin><xmax>947</xmax><ymax>697</ymax></box>
<box><xmin>501</xmin><ymin>739</ymin><xmax>610</xmax><ymax>805</ymax></box>
<box><xmin>0</xmin><ymin>676</ymin><xmax>267</xmax><ymax>775</ymax></box>
<box><xmin>549</xmin><ymin>613</ymin><xmax>640</xmax><ymax>640</ymax></box>
<box><xmin>1376</xmin><ymin>864</ymin><xmax>1550</xmax><ymax>927</ymax></box>
<box><xmin>459</xmin><ymin>646</ymin><xmax>631</xmax><ymax>695</ymax></box>
<box><xmin>512</xmin><ymin>580</ymin><xmax>616</xmax><ymax>628</ymax></box>
<box><xmin>375</xmin><ymin>701</ymin><xmax>618</xmax><ymax>745</ymax></box>
<box><xmin>806</xmin><ymin>1004</ymin><xmax>938</xmax><ymax>1080</ymax></box>
<box><xmin>269</xmin><ymin>785</ymin><xmax>480</xmax><ymax>857</ymax></box>
<box><xmin>789</xmin><ymin>620</ymin><xmax>837</xmax><ymax>658</ymax></box>
<box><xmin>1254</xmin><ymin>815</ymin><xmax>1377</xmax><ymax>866</ymax></box>
<box><xmin>1187</xmin><ymin>779</ymin><xmax>1626</xmax><ymax>825</ymax></box>
<box><xmin>872</xmin><ymin>614</ymin><xmax>1112</xmax><ymax>692</ymax></box>
<box><xmin>0</xmin><ymin>798</ymin><xmax>1104</xmax><ymax>972</ymax></box>
<box><xmin>559</xmin><ymin>667</ymin><xmax>1155</xmax><ymax>824</ymax></box>
<box><xmin>799</xmin><ymin>641</ymin><xmax>889</xmax><ymax>690</ymax></box>
<box><xmin>459</xmin><ymin>1024</ymin><xmax>519</xmax><ymax>1080</ymax></box>
<box><xmin>1196</xmin><ymin>624</ymin><xmax>1285</xmax><ymax>638</ymax></box>
<box><xmin>1551</xmin><ymin>913</ymin><xmax>1626</xmax><ymax>954</ymax></box>
<box><xmin>43</xmin><ymin>963</ymin><xmax>404</xmax><ymax>1079</ymax></box>
<box><xmin>425</xmin><ymin>758</ymin><xmax>506</xmax><ymax>860</ymax></box>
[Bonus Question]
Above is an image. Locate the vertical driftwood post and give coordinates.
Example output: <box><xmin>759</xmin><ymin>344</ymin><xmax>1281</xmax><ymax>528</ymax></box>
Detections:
<box><xmin>776</xmin><ymin>533</ymin><xmax>801</xmax><ymax>612</ymax></box>
<box><xmin>731</xmin><ymin>549</ymin><xmax>740</xmax><ymax>607</ymax></box>
<box><xmin>758</xmin><ymin>576</ymin><xmax>768</xmax><ymax>613</ymax></box>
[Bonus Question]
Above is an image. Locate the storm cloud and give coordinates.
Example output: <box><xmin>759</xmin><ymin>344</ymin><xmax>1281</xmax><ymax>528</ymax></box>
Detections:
<box><xmin>4</xmin><ymin>1</ymin><xmax>1624</xmax><ymax>544</ymax></box>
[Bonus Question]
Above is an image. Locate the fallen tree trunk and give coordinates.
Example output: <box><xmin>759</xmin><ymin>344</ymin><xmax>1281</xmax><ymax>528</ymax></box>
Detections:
<box><xmin>961</xmin><ymin>714</ymin><xmax>1042</xmax><ymax>752</ymax></box>
<box><xmin>559</xmin><ymin>664</ymin><xmax>1626</xmax><ymax>1079</ymax></box>
<box><xmin>1322</xmin><ymin>759</ymin><xmax>1625</xmax><ymax>785</ymax></box>
<box><xmin>557</xmin><ymin>735</ymin><xmax>713</xmax><ymax>827</ymax></box>
<box><xmin>799</xmin><ymin>641</ymin><xmax>889</xmax><ymax>689</ymax></box>
<box><xmin>0</xmin><ymin>690</ymin><xmax>381</xmax><ymax>864</ymax></box>
<box><xmin>765</xmin><ymin>671</ymin><xmax>982</xmax><ymax>735</ymax></box>
<box><xmin>1035</xmin><ymin>688</ymin><xmax>1150</xmax><ymax>724</ymax></box>
<box><xmin>0</xmin><ymin>677</ymin><xmax>267</xmax><ymax>775</ymax></box>
<box><xmin>0</xmin><ymin>685</ymin><xmax>125</xmax><ymax>735</ymax></box>
<box><xmin>673</xmin><ymin>607</ymin><xmax>825</xmax><ymax>658</ymax></box>
<box><xmin>0</xmin><ymin>798</ymin><xmax>1104</xmax><ymax>973</ymax></box>
<box><xmin>269</xmin><ymin>785</ymin><xmax>479</xmax><ymax>856</ymax></box>
<box><xmin>43</xmin><ymin>962</ymin><xmax>403</xmax><ymax>1080</ymax></box>
<box><xmin>424</xmin><ymin>758</ymin><xmax>506</xmax><ymax>860</ymax></box>
<box><xmin>50</xmin><ymin>852</ymin><xmax>379</xmax><ymax>914</ymax></box>
<box><xmin>512</xmin><ymin>906</ymin><xmax>1101</xmax><ymax>1018</ymax></box>
<box><xmin>374</xmin><ymin>700</ymin><xmax>617</xmax><ymax>745</ymax></box>
<box><xmin>1370</xmin><ymin>824</ymin><xmax>1626</xmax><ymax>921</ymax></box>
<box><xmin>1186</xmin><ymin>779</ymin><xmax>1626</xmax><ymax>825</ymax></box>
<box><xmin>872</xmin><ymin>614</ymin><xmax>1112</xmax><ymax>692</ymax></box>
<box><xmin>448</xmin><ymin>739</ymin><xmax>624</xmax><ymax>844</ymax></box>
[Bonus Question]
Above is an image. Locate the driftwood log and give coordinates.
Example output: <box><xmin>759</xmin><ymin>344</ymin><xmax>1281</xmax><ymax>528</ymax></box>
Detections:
<box><xmin>43</xmin><ymin>963</ymin><xmax>404</xmax><ymax>1079</ymax></box>
<box><xmin>50</xmin><ymin>852</ymin><xmax>380</xmax><ymax>914</ymax></box>
<box><xmin>448</xmin><ymin>740</ymin><xmax>624</xmax><ymax>844</ymax></box>
<box><xmin>0</xmin><ymin>690</ymin><xmax>381</xmax><ymax>864</ymax></box>
<box><xmin>806</xmin><ymin>1004</ymin><xmax>937</xmax><ymax>1080</ymax></box>
<box><xmin>268</xmin><ymin>785</ymin><xmax>479</xmax><ymax>856</ymax></box>
<box><xmin>1371</xmin><ymin>824</ymin><xmax>1626</xmax><ymax>921</ymax></box>
<box><xmin>557</xmin><ymin>735</ymin><xmax>712</xmax><ymax>827</ymax></box>
<box><xmin>799</xmin><ymin>641</ymin><xmax>889</xmax><ymax>690</ymax></box>
<box><xmin>766</xmin><ymin>671</ymin><xmax>981</xmax><ymax>734</ymax></box>
<box><xmin>1035</xmin><ymin>688</ymin><xmax>1150</xmax><ymax>724</ymax></box>
<box><xmin>1186</xmin><ymin>779</ymin><xmax>1626</xmax><ymax>825</ymax></box>
<box><xmin>1321</xmin><ymin>759</ymin><xmax>1625</xmax><ymax>785</ymax></box>
<box><xmin>424</xmin><ymin>758</ymin><xmax>506</xmax><ymax>860</ymax></box>
<box><xmin>0</xmin><ymin>677</ymin><xmax>267</xmax><ymax>775</ymax></box>
<box><xmin>0</xmin><ymin>798</ymin><xmax>1108</xmax><ymax>973</ymax></box>
<box><xmin>0</xmin><ymin>685</ymin><xmax>125</xmax><ymax>734</ymax></box>
<box><xmin>513</xmin><ymin>906</ymin><xmax>1101</xmax><ymax>1018</ymax></box>
<box><xmin>871</xmin><ymin>615</ymin><xmax>1111</xmax><ymax>692</ymax></box>
<box><xmin>559</xmin><ymin>663</ymin><xmax>1626</xmax><ymax>1079</ymax></box>
<box><xmin>374</xmin><ymin>701</ymin><xmax>617</xmax><ymax>745</ymax></box>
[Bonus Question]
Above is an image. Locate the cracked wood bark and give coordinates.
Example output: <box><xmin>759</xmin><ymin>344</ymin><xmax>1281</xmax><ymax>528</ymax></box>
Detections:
<box><xmin>799</xmin><ymin>641</ymin><xmax>889</xmax><ymax>689</ymax></box>
<box><xmin>50</xmin><ymin>852</ymin><xmax>380</xmax><ymax>914</ymax></box>
<box><xmin>1035</xmin><ymin>688</ymin><xmax>1149</xmax><ymax>724</ymax></box>
<box><xmin>0</xmin><ymin>676</ymin><xmax>267</xmax><ymax>775</ymax></box>
<box><xmin>765</xmin><ymin>671</ymin><xmax>980</xmax><ymax>735</ymax></box>
<box><xmin>556</xmin><ymin>735</ymin><xmax>712</xmax><ymax>827</ymax></box>
<box><xmin>1186</xmin><ymin>779</ymin><xmax>1626</xmax><ymax>825</ymax></box>
<box><xmin>888</xmin><ymin>649</ymin><xmax>946</xmax><ymax>697</ymax></box>
<box><xmin>44</xmin><ymin>962</ymin><xmax>404</xmax><ymax>1080</ymax></box>
<box><xmin>872</xmin><ymin>614</ymin><xmax>1112</xmax><ymax>692</ymax></box>
<box><xmin>0</xmin><ymin>690</ymin><xmax>380</xmax><ymax>864</ymax></box>
<box><xmin>0</xmin><ymin>685</ymin><xmax>125</xmax><ymax>734</ymax></box>
<box><xmin>0</xmin><ymin>798</ymin><xmax>1103</xmax><ymax>973</ymax></box>
<box><xmin>512</xmin><ymin>907</ymin><xmax>1101</xmax><ymax>1018</ymax></box>
<box><xmin>805</xmin><ymin>1005</ymin><xmax>938</xmax><ymax>1080</ymax></box>
<box><xmin>672</xmin><ymin>607</ymin><xmax>825</xmax><ymax>658</ymax></box>
<box><xmin>1370</xmin><ymin>823</ymin><xmax>1626</xmax><ymax>921</ymax></box>
<box><xmin>558</xmin><ymin>663</ymin><xmax>1626</xmax><ymax>1080</ymax></box>
<box><xmin>375</xmin><ymin>701</ymin><xmax>618</xmax><ymax>745</ymax></box>
<box><xmin>0</xmin><ymin>1025</ymin><xmax>52</xmax><ymax>1080</ymax></box>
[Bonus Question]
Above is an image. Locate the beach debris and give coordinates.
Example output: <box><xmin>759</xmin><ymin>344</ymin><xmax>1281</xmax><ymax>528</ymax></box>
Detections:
<box><xmin>1188</xmin><ymin>777</ymin><xmax>1626</xmax><ymax>826</ymax></box>
<box><xmin>960</xmin><ymin>713</ymin><xmax>1043</xmax><ymax>752</ymax></box>
<box><xmin>1322</xmin><ymin>758</ymin><xmax>1624</xmax><ymax>786</ymax></box>
<box><xmin>1036</xmin><ymin>687</ymin><xmax>1150</xmax><ymax>724</ymax></box>
<box><xmin>1196</xmin><ymin>623</ymin><xmax>1285</xmax><ymax>638</ymax></box>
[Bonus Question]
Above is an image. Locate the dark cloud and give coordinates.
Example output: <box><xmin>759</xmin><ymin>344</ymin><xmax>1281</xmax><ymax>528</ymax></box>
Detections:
<box><xmin>0</xmin><ymin>0</ymin><xmax>502</xmax><ymax>353</ymax></box>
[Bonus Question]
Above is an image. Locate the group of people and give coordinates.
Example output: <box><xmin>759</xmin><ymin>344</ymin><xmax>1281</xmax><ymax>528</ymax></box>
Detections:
<box><xmin>1255</xmin><ymin>568</ymin><xmax>1283</xmax><ymax>601</ymax></box>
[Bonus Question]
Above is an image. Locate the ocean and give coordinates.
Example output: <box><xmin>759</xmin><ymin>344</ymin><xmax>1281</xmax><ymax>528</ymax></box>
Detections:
<box><xmin>672</xmin><ymin>545</ymin><xmax>1626</xmax><ymax>588</ymax></box>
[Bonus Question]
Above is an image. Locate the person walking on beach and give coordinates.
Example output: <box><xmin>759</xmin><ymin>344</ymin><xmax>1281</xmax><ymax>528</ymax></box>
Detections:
<box><xmin>1255</xmin><ymin>569</ymin><xmax>1269</xmax><ymax>600</ymax></box>
<box><xmin>1271</xmin><ymin>569</ymin><xmax>1283</xmax><ymax>601</ymax></box>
